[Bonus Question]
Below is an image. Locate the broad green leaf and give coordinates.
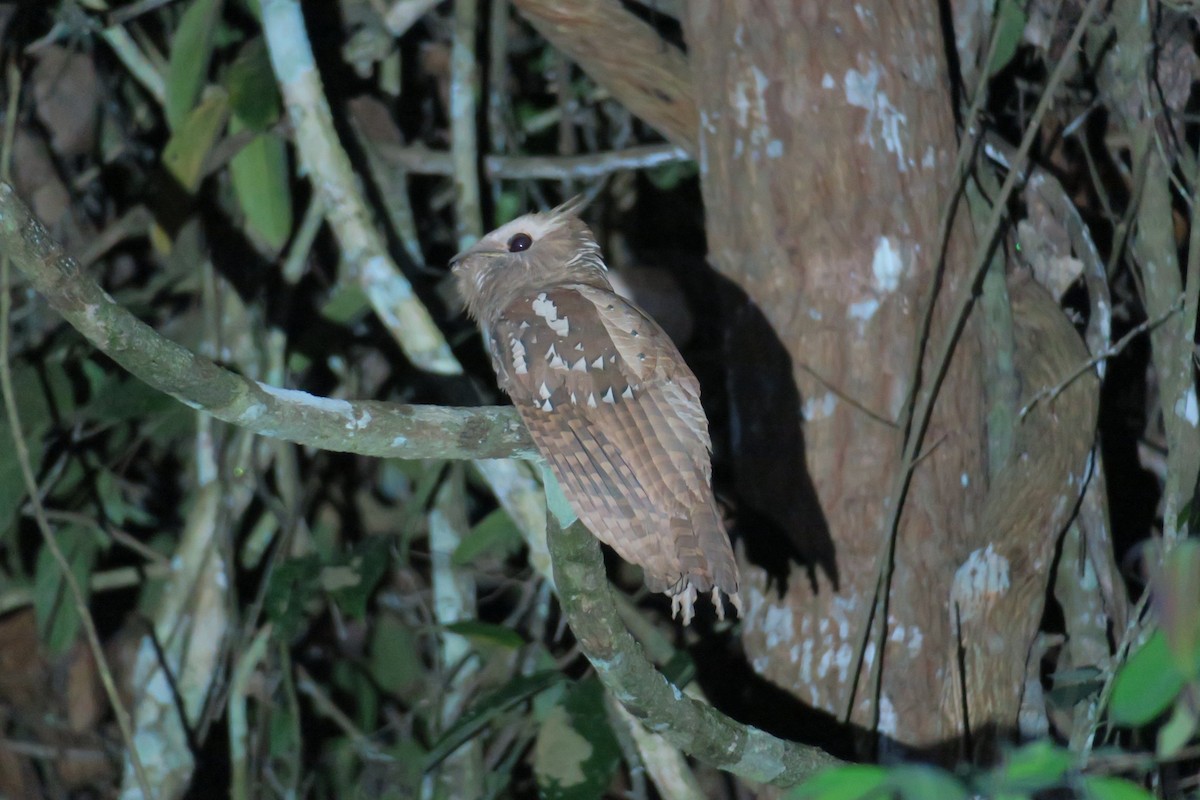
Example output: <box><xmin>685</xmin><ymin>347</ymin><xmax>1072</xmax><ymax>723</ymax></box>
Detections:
<box><xmin>645</xmin><ymin>160</ymin><xmax>698</xmax><ymax>191</ymax></box>
<box><xmin>1082</xmin><ymin>776</ymin><xmax>1156</xmax><ymax>800</ymax></box>
<box><xmin>331</xmin><ymin>659</ymin><xmax>379</xmax><ymax>732</ymax></box>
<box><xmin>1111</xmin><ymin>629</ymin><xmax>1185</xmax><ymax>725</ymax></box>
<box><xmin>0</xmin><ymin>364</ymin><xmax>56</xmax><ymax>538</ymax></box>
<box><xmin>96</xmin><ymin>468</ymin><xmax>156</xmax><ymax>527</ymax></box>
<box><xmin>1156</xmin><ymin>690</ymin><xmax>1200</xmax><ymax>758</ymax></box>
<box><xmin>536</xmin><ymin>677</ymin><xmax>621</xmax><ymax>800</ymax></box>
<box><xmin>33</xmin><ymin>525</ymin><xmax>99</xmax><ymax>654</ymax></box>
<box><xmin>986</xmin><ymin>0</ymin><xmax>1027</xmax><ymax>78</ymax></box>
<box><xmin>993</xmin><ymin>740</ymin><xmax>1071</xmax><ymax>792</ymax></box>
<box><xmin>326</xmin><ymin>535</ymin><xmax>391</xmax><ymax>618</ymax></box>
<box><xmin>163</xmin><ymin>88</ymin><xmax>230</xmax><ymax>192</ymax></box>
<box><xmin>787</xmin><ymin>765</ymin><xmax>887</xmax><ymax>800</ymax></box>
<box><xmin>369</xmin><ymin>614</ymin><xmax>425</xmax><ymax>701</ymax></box>
<box><xmin>166</xmin><ymin>0</ymin><xmax>224</xmax><ymax>129</ymax></box>
<box><xmin>444</xmin><ymin>620</ymin><xmax>525</xmax><ymax>649</ymax></box>
<box><xmin>425</xmin><ymin>670</ymin><xmax>566</xmax><ymax>771</ymax></box>
<box><xmin>230</xmin><ymin>128</ymin><xmax>293</xmax><ymax>252</ymax></box>
<box><xmin>1151</xmin><ymin>540</ymin><xmax>1200</xmax><ymax>678</ymax></box>
<box><xmin>887</xmin><ymin>764</ymin><xmax>968</xmax><ymax>800</ymax></box>
<box><xmin>265</xmin><ymin>554</ymin><xmax>322</xmax><ymax>639</ymax></box>
<box><xmin>225</xmin><ymin>37</ymin><xmax>280</xmax><ymax>131</ymax></box>
<box><xmin>534</xmin><ymin>707</ymin><xmax>596</xmax><ymax>799</ymax></box>
<box><xmin>81</xmin><ymin>360</ymin><xmax>184</xmax><ymax>425</ymax></box>
<box><xmin>319</xmin><ymin>283</ymin><xmax>370</xmax><ymax>324</ymax></box>
<box><xmin>452</xmin><ymin>508</ymin><xmax>524</xmax><ymax>566</ymax></box>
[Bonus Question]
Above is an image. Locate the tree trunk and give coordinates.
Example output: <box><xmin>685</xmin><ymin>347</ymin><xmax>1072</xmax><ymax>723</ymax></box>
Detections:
<box><xmin>684</xmin><ymin>2</ymin><xmax>988</xmax><ymax>750</ymax></box>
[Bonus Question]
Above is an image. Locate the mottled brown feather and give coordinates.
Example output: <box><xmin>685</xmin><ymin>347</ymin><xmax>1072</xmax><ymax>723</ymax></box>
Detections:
<box><xmin>451</xmin><ymin>204</ymin><xmax>741</xmax><ymax>623</ymax></box>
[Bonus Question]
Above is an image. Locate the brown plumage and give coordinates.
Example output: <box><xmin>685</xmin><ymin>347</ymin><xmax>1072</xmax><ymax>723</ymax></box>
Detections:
<box><xmin>451</xmin><ymin>198</ymin><xmax>741</xmax><ymax>624</ymax></box>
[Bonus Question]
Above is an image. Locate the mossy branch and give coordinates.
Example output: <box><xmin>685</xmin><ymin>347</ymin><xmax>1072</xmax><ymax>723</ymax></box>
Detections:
<box><xmin>0</xmin><ymin>179</ymin><xmax>839</xmax><ymax>786</ymax></box>
<box><xmin>547</xmin><ymin>515</ymin><xmax>839</xmax><ymax>786</ymax></box>
<box><xmin>0</xmin><ymin>183</ymin><xmax>533</xmax><ymax>462</ymax></box>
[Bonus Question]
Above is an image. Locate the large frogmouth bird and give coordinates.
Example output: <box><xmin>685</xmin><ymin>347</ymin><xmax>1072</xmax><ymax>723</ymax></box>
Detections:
<box><xmin>451</xmin><ymin>198</ymin><xmax>741</xmax><ymax>624</ymax></box>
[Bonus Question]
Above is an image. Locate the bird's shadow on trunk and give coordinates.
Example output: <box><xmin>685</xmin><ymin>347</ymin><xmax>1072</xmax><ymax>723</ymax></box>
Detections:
<box><xmin>713</xmin><ymin>273</ymin><xmax>838</xmax><ymax>596</ymax></box>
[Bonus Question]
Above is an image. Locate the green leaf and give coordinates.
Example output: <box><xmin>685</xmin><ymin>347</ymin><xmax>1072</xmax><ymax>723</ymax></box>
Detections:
<box><xmin>230</xmin><ymin>127</ymin><xmax>293</xmax><ymax>252</ymax></box>
<box><xmin>424</xmin><ymin>670</ymin><xmax>566</xmax><ymax>771</ymax></box>
<box><xmin>33</xmin><ymin>526</ymin><xmax>99</xmax><ymax>654</ymax></box>
<box><xmin>1111</xmin><ymin>629</ymin><xmax>1185</xmax><ymax>725</ymax></box>
<box><xmin>81</xmin><ymin>361</ymin><xmax>181</xmax><ymax>424</ymax></box>
<box><xmin>224</xmin><ymin>37</ymin><xmax>280</xmax><ymax>131</ymax></box>
<box><xmin>645</xmin><ymin>160</ymin><xmax>698</xmax><ymax>191</ymax></box>
<box><xmin>1082</xmin><ymin>776</ymin><xmax>1156</xmax><ymax>800</ymax></box>
<box><xmin>326</xmin><ymin>535</ymin><xmax>391</xmax><ymax>618</ymax></box>
<box><xmin>163</xmin><ymin>88</ymin><xmax>231</xmax><ymax>192</ymax></box>
<box><xmin>1156</xmin><ymin>690</ymin><xmax>1200</xmax><ymax>758</ymax></box>
<box><xmin>264</xmin><ymin>553</ymin><xmax>322</xmax><ymax>639</ymax></box>
<box><xmin>444</xmin><ymin>620</ymin><xmax>525</xmax><ymax>649</ymax></box>
<box><xmin>986</xmin><ymin>0</ymin><xmax>1027</xmax><ymax>78</ymax></box>
<box><xmin>452</xmin><ymin>508</ymin><xmax>525</xmax><ymax>566</ymax></box>
<box><xmin>992</xmin><ymin>740</ymin><xmax>1071</xmax><ymax>793</ymax></box>
<box><xmin>887</xmin><ymin>765</ymin><xmax>968</xmax><ymax>800</ymax></box>
<box><xmin>166</xmin><ymin>0</ymin><xmax>225</xmax><ymax>129</ymax></box>
<box><xmin>96</xmin><ymin>468</ymin><xmax>156</xmax><ymax>527</ymax></box>
<box><xmin>787</xmin><ymin>765</ymin><xmax>887</xmax><ymax>800</ymax></box>
<box><xmin>535</xmin><ymin>677</ymin><xmax>621</xmax><ymax>800</ymax></box>
<box><xmin>369</xmin><ymin>614</ymin><xmax>426</xmax><ymax>702</ymax></box>
<box><xmin>319</xmin><ymin>283</ymin><xmax>370</xmax><ymax>324</ymax></box>
<box><xmin>0</xmin><ymin>364</ymin><xmax>56</xmax><ymax>538</ymax></box>
<box><xmin>1152</xmin><ymin>540</ymin><xmax>1200</xmax><ymax>678</ymax></box>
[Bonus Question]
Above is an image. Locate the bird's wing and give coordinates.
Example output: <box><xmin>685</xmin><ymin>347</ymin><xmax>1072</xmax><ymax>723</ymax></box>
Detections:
<box><xmin>488</xmin><ymin>285</ymin><xmax>738</xmax><ymax>616</ymax></box>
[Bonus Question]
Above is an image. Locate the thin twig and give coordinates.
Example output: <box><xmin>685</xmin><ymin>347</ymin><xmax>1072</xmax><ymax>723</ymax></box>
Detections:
<box><xmin>845</xmin><ymin>0</ymin><xmax>1103</xmax><ymax>730</ymax></box>
<box><xmin>1020</xmin><ymin>298</ymin><xmax>1183</xmax><ymax>418</ymax></box>
<box><xmin>260</xmin><ymin>0</ymin><xmax>461</xmax><ymax>374</ymax></box>
<box><xmin>450</xmin><ymin>0</ymin><xmax>483</xmax><ymax>248</ymax></box>
<box><xmin>378</xmin><ymin>141</ymin><xmax>690</xmax><ymax>180</ymax></box>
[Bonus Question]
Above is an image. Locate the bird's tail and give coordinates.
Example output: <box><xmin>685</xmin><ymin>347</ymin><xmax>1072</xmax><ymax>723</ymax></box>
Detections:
<box><xmin>670</xmin><ymin>504</ymin><xmax>742</xmax><ymax>623</ymax></box>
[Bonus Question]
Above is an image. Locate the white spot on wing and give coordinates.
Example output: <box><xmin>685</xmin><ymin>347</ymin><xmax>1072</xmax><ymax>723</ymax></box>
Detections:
<box><xmin>510</xmin><ymin>337</ymin><xmax>528</xmax><ymax>375</ymax></box>
<box><xmin>571</xmin><ymin>357</ymin><xmax>587</xmax><ymax>372</ymax></box>
<box><xmin>531</xmin><ymin>293</ymin><xmax>570</xmax><ymax>337</ymax></box>
<box><xmin>621</xmin><ymin>386</ymin><xmax>633</xmax><ymax>400</ymax></box>
<box><xmin>587</xmin><ymin>393</ymin><xmax>597</xmax><ymax>408</ymax></box>
<box><xmin>602</xmin><ymin>387</ymin><xmax>615</xmax><ymax>404</ymax></box>
<box><xmin>591</xmin><ymin>355</ymin><xmax>604</xmax><ymax>370</ymax></box>
<box><xmin>538</xmin><ymin>382</ymin><xmax>551</xmax><ymax>399</ymax></box>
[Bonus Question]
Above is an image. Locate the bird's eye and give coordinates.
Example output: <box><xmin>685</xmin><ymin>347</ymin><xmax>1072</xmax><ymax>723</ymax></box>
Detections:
<box><xmin>507</xmin><ymin>232</ymin><xmax>533</xmax><ymax>252</ymax></box>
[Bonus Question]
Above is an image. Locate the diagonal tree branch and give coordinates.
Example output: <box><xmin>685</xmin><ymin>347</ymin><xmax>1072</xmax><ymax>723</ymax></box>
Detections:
<box><xmin>0</xmin><ymin>182</ymin><xmax>533</xmax><ymax>462</ymax></box>
<box><xmin>0</xmin><ymin>178</ymin><xmax>840</xmax><ymax>787</ymax></box>
<box><xmin>547</xmin><ymin>515</ymin><xmax>839</xmax><ymax>785</ymax></box>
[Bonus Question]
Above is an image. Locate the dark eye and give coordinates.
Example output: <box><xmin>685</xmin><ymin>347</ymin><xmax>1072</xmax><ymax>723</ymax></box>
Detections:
<box><xmin>508</xmin><ymin>232</ymin><xmax>533</xmax><ymax>252</ymax></box>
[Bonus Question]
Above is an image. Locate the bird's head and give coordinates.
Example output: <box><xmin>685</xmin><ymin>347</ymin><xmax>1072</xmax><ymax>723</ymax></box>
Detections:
<box><xmin>450</xmin><ymin>196</ymin><xmax>608</xmax><ymax>327</ymax></box>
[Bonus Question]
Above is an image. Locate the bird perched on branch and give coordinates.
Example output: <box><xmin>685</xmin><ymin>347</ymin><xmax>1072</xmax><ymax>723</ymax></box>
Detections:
<box><xmin>451</xmin><ymin>197</ymin><xmax>741</xmax><ymax>624</ymax></box>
